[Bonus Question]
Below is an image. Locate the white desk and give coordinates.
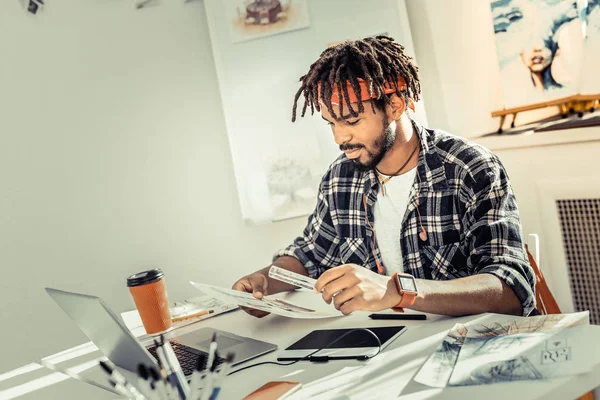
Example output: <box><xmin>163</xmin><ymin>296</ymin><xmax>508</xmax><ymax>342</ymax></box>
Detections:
<box><xmin>0</xmin><ymin>362</ymin><xmax>113</xmax><ymax>400</ymax></box>
<box><xmin>32</xmin><ymin>291</ymin><xmax>600</xmax><ymax>399</ymax></box>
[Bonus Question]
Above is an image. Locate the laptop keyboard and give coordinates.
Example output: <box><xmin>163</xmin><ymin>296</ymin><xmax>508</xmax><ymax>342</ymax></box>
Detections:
<box><xmin>147</xmin><ymin>341</ymin><xmax>225</xmax><ymax>376</ymax></box>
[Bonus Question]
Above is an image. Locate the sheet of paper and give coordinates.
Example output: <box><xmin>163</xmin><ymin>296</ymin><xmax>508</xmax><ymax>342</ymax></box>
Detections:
<box><xmin>413</xmin><ymin>323</ymin><xmax>468</xmax><ymax>388</ymax></box>
<box><xmin>268</xmin><ymin>266</ymin><xmax>317</xmax><ymax>291</ymax></box>
<box><xmin>415</xmin><ymin>311</ymin><xmax>593</xmax><ymax>388</ymax></box>
<box><xmin>120</xmin><ymin>294</ymin><xmax>239</xmax><ymax>335</ymax></box>
<box><xmin>190</xmin><ymin>282</ymin><xmax>341</xmax><ymax>319</ymax></box>
<box><xmin>449</xmin><ymin>324</ymin><xmax>596</xmax><ymax>386</ymax></box>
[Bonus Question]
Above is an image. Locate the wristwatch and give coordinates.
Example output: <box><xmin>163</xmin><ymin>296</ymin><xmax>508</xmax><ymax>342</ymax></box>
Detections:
<box><xmin>391</xmin><ymin>272</ymin><xmax>418</xmax><ymax>310</ymax></box>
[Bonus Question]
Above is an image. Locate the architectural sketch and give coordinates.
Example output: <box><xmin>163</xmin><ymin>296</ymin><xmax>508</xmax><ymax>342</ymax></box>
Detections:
<box><xmin>469</xmin><ymin>356</ymin><xmax>543</xmax><ymax>384</ymax></box>
<box><xmin>413</xmin><ymin>323</ymin><xmax>467</xmax><ymax>387</ymax></box>
<box><xmin>415</xmin><ymin>311</ymin><xmax>592</xmax><ymax>388</ymax></box>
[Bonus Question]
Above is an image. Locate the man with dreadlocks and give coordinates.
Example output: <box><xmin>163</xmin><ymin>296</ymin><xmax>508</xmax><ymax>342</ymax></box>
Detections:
<box><xmin>233</xmin><ymin>36</ymin><xmax>536</xmax><ymax>317</ymax></box>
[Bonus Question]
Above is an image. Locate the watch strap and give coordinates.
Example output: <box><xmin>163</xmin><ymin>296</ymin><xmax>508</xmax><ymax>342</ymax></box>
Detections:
<box><xmin>392</xmin><ymin>272</ymin><xmax>418</xmax><ymax>309</ymax></box>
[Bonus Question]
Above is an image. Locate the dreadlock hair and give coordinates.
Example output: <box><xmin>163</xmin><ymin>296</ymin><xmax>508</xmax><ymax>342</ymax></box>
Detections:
<box><xmin>291</xmin><ymin>35</ymin><xmax>421</xmax><ymax>122</ymax></box>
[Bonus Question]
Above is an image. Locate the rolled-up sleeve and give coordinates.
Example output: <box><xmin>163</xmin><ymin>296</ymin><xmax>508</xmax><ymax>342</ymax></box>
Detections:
<box><xmin>273</xmin><ymin>182</ymin><xmax>341</xmax><ymax>279</ymax></box>
<box><xmin>461</xmin><ymin>156</ymin><xmax>536</xmax><ymax>316</ymax></box>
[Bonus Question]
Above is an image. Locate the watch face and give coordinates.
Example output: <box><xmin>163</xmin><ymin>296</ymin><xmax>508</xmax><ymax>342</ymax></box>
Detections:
<box><xmin>399</xmin><ymin>276</ymin><xmax>417</xmax><ymax>292</ymax></box>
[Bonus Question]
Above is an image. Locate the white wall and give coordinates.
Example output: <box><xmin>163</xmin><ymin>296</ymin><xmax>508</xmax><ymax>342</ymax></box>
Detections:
<box><xmin>0</xmin><ymin>0</ymin><xmax>307</xmax><ymax>373</ymax></box>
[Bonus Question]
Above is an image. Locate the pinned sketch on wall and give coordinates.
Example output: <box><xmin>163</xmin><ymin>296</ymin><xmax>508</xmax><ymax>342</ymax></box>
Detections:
<box><xmin>226</xmin><ymin>0</ymin><xmax>311</xmax><ymax>43</ymax></box>
<box><xmin>266</xmin><ymin>152</ymin><xmax>320</xmax><ymax>221</ymax></box>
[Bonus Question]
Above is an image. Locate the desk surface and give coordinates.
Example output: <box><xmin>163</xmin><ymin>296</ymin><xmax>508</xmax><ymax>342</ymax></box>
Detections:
<box><xmin>18</xmin><ymin>291</ymin><xmax>600</xmax><ymax>399</ymax></box>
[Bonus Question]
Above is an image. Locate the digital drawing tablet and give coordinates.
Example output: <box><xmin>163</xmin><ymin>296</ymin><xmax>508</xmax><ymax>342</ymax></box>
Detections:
<box><xmin>277</xmin><ymin>325</ymin><xmax>406</xmax><ymax>361</ymax></box>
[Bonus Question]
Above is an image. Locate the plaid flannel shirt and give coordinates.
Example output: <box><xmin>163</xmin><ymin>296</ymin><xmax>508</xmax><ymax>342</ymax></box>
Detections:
<box><xmin>274</xmin><ymin>121</ymin><xmax>536</xmax><ymax>316</ymax></box>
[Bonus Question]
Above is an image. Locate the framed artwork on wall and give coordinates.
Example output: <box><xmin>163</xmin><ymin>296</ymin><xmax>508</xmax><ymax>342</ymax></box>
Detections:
<box><xmin>489</xmin><ymin>0</ymin><xmax>600</xmax><ymax>132</ymax></box>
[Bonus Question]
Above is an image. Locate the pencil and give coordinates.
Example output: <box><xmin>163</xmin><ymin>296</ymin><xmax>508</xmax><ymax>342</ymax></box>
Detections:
<box><xmin>171</xmin><ymin>309</ymin><xmax>213</xmax><ymax>323</ymax></box>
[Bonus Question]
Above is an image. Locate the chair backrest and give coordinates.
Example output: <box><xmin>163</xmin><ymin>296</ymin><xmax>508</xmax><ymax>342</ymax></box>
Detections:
<box><xmin>525</xmin><ymin>234</ymin><xmax>561</xmax><ymax>315</ymax></box>
<box><xmin>527</xmin><ymin>238</ymin><xmax>597</xmax><ymax>400</ymax></box>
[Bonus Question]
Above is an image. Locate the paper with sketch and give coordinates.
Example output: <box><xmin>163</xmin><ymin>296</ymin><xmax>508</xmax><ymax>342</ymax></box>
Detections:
<box><xmin>415</xmin><ymin>311</ymin><xmax>593</xmax><ymax>387</ymax></box>
<box><xmin>190</xmin><ymin>282</ymin><xmax>341</xmax><ymax>319</ymax></box>
<box><xmin>413</xmin><ymin>322</ymin><xmax>469</xmax><ymax>387</ymax></box>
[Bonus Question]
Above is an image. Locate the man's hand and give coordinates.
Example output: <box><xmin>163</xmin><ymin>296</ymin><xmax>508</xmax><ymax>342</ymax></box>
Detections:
<box><xmin>231</xmin><ymin>273</ymin><xmax>270</xmax><ymax>318</ymax></box>
<box><xmin>314</xmin><ymin>264</ymin><xmax>401</xmax><ymax>315</ymax></box>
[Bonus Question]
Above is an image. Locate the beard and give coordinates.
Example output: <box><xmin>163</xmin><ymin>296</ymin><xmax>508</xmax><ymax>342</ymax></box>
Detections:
<box><xmin>349</xmin><ymin>117</ymin><xmax>396</xmax><ymax>171</ymax></box>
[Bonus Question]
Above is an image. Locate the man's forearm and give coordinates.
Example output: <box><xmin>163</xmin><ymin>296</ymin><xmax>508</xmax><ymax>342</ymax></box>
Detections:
<box><xmin>253</xmin><ymin>256</ymin><xmax>309</xmax><ymax>295</ymax></box>
<box><xmin>411</xmin><ymin>273</ymin><xmax>523</xmax><ymax>316</ymax></box>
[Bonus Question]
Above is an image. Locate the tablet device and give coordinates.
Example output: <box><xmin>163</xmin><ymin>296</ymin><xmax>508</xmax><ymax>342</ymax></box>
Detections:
<box><xmin>277</xmin><ymin>326</ymin><xmax>406</xmax><ymax>361</ymax></box>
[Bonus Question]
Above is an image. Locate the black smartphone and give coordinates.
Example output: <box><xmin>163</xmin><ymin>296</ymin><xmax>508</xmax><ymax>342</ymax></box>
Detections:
<box><xmin>368</xmin><ymin>313</ymin><xmax>427</xmax><ymax>320</ymax></box>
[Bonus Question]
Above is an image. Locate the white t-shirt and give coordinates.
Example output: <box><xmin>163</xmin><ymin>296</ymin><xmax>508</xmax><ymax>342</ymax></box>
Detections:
<box><xmin>372</xmin><ymin>167</ymin><xmax>417</xmax><ymax>276</ymax></box>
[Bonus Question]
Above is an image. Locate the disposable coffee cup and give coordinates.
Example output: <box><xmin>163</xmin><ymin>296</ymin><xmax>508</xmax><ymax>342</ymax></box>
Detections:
<box><xmin>127</xmin><ymin>268</ymin><xmax>172</xmax><ymax>334</ymax></box>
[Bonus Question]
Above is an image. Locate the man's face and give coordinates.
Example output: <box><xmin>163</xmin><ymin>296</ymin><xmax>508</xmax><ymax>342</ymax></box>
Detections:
<box><xmin>321</xmin><ymin>101</ymin><xmax>396</xmax><ymax>170</ymax></box>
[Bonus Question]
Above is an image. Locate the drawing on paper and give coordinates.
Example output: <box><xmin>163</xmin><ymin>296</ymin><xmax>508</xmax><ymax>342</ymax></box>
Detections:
<box><xmin>413</xmin><ymin>323</ymin><xmax>467</xmax><ymax>387</ymax></box>
<box><xmin>225</xmin><ymin>0</ymin><xmax>311</xmax><ymax>43</ymax></box>
<box><xmin>267</xmin><ymin>157</ymin><xmax>319</xmax><ymax>221</ymax></box>
<box><xmin>469</xmin><ymin>356</ymin><xmax>543</xmax><ymax>384</ymax></box>
<box><xmin>414</xmin><ymin>311</ymin><xmax>592</xmax><ymax>388</ymax></box>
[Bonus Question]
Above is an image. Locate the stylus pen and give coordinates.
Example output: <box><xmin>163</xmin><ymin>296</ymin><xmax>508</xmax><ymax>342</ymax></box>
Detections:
<box><xmin>148</xmin><ymin>366</ymin><xmax>170</xmax><ymax>400</ymax></box>
<box><xmin>156</xmin><ymin>344</ymin><xmax>186</xmax><ymax>399</ymax></box>
<box><xmin>209</xmin><ymin>353</ymin><xmax>235</xmax><ymax>400</ymax></box>
<box><xmin>205</xmin><ymin>333</ymin><xmax>218</xmax><ymax>375</ymax></box>
<box><xmin>137</xmin><ymin>364</ymin><xmax>158</xmax><ymax>400</ymax></box>
<box><xmin>108</xmin><ymin>378</ymin><xmax>134</xmax><ymax>398</ymax></box>
<box><xmin>155</xmin><ymin>345</ymin><xmax>179</xmax><ymax>399</ymax></box>
<box><xmin>201</xmin><ymin>372</ymin><xmax>215</xmax><ymax>400</ymax></box>
<box><xmin>200</xmin><ymin>365</ymin><xmax>217</xmax><ymax>400</ymax></box>
<box><xmin>161</xmin><ymin>339</ymin><xmax>190</xmax><ymax>398</ymax></box>
<box><xmin>189</xmin><ymin>353</ymin><xmax>208</xmax><ymax>400</ymax></box>
<box><xmin>368</xmin><ymin>313</ymin><xmax>427</xmax><ymax>320</ymax></box>
<box><xmin>99</xmin><ymin>360</ymin><xmax>145</xmax><ymax>400</ymax></box>
<box><xmin>201</xmin><ymin>346</ymin><xmax>222</xmax><ymax>400</ymax></box>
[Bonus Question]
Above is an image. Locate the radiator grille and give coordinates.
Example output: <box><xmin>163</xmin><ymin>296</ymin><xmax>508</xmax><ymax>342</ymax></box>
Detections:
<box><xmin>556</xmin><ymin>199</ymin><xmax>600</xmax><ymax>325</ymax></box>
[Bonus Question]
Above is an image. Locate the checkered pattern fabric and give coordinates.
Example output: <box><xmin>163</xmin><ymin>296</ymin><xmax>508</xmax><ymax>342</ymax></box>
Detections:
<box><xmin>275</xmin><ymin>122</ymin><xmax>536</xmax><ymax>316</ymax></box>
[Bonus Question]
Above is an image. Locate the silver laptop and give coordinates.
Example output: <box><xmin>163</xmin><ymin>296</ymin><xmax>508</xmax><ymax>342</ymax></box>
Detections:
<box><xmin>46</xmin><ymin>287</ymin><xmax>277</xmax><ymax>377</ymax></box>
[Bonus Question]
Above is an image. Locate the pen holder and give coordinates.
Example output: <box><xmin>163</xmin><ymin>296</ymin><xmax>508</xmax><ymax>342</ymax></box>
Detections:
<box><xmin>127</xmin><ymin>269</ymin><xmax>172</xmax><ymax>334</ymax></box>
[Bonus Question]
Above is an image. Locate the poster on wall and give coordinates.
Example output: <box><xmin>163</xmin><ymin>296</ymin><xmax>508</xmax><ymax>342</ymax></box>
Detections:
<box><xmin>225</xmin><ymin>0</ymin><xmax>311</xmax><ymax>43</ymax></box>
<box><xmin>490</xmin><ymin>0</ymin><xmax>586</xmax><ymax>109</ymax></box>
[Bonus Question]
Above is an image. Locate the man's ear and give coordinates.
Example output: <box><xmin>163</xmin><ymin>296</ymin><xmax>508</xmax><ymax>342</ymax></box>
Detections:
<box><xmin>387</xmin><ymin>93</ymin><xmax>406</xmax><ymax>120</ymax></box>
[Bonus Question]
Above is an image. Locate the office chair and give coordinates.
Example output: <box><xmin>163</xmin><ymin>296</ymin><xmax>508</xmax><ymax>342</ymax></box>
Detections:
<box><xmin>526</xmin><ymin>234</ymin><xmax>595</xmax><ymax>400</ymax></box>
